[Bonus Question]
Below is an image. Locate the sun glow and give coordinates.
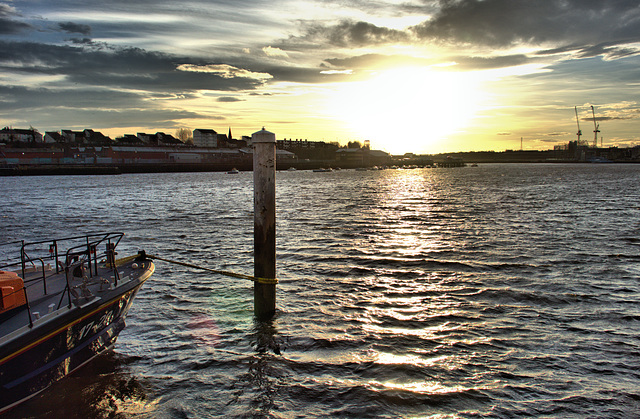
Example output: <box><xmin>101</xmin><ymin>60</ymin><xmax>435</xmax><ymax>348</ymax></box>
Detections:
<box><xmin>328</xmin><ymin>67</ymin><xmax>485</xmax><ymax>154</ymax></box>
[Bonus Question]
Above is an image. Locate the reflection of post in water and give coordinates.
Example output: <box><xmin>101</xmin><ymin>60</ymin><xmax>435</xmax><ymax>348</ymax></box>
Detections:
<box><xmin>253</xmin><ymin>318</ymin><xmax>281</xmax><ymax>355</ymax></box>
<box><xmin>246</xmin><ymin>320</ymin><xmax>281</xmax><ymax>417</ymax></box>
<box><xmin>252</xmin><ymin>128</ymin><xmax>277</xmax><ymax>320</ymax></box>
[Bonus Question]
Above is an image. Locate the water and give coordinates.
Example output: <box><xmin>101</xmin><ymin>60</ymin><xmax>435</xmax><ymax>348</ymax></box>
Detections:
<box><xmin>2</xmin><ymin>164</ymin><xmax>640</xmax><ymax>418</ymax></box>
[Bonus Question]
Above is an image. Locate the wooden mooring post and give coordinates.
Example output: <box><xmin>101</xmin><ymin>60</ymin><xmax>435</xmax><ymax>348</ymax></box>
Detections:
<box><xmin>252</xmin><ymin>128</ymin><xmax>276</xmax><ymax>319</ymax></box>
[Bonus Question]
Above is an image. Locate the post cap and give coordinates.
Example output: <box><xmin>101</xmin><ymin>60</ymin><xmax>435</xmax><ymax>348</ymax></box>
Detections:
<box><xmin>252</xmin><ymin>127</ymin><xmax>276</xmax><ymax>143</ymax></box>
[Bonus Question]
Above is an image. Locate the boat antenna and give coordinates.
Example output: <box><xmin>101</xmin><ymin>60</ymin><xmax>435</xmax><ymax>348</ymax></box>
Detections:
<box><xmin>591</xmin><ymin>105</ymin><xmax>600</xmax><ymax>148</ymax></box>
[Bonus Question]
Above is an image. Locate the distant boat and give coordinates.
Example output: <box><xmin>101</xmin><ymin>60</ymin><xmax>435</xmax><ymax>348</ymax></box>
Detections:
<box><xmin>287</xmin><ymin>167</ymin><xmax>297</xmax><ymax>171</ymax></box>
<box><xmin>313</xmin><ymin>168</ymin><xmax>332</xmax><ymax>172</ymax></box>
<box><xmin>587</xmin><ymin>157</ymin><xmax>612</xmax><ymax>163</ymax></box>
<box><xmin>0</xmin><ymin>232</ymin><xmax>154</xmax><ymax>413</ymax></box>
<box><xmin>226</xmin><ymin>168</ymin><xmax>240</xmax><ymax>174</ymax></box>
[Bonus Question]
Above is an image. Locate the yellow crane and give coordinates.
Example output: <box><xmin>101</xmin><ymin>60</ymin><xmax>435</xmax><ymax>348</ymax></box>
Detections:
<box><xmin>591</xmin><ymin>105</ymin><xmax>600</xmax><ymax>148</ymax></box>
<box><xmin>575</xmin><ymin>106</ymin><xmax>583</xmax><ymax>145</ymax></box>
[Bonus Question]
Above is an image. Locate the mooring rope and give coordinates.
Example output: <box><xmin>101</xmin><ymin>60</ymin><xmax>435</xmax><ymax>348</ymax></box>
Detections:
<box><xmin>146</xmin><ymin>254</ymin><xmax>278</xmax><ymax>285</ymax></box>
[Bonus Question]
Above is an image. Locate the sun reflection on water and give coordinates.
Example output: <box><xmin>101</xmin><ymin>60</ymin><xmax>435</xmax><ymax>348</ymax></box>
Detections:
<box><xmin>369</xmin><ymin>379</ymin><xmax>467</xmax><ymax>395</ymax></box>
<box><xmin>373</xmin><ymin>352</ymin><xmax>449</xmax><ymax>368</ymax></box>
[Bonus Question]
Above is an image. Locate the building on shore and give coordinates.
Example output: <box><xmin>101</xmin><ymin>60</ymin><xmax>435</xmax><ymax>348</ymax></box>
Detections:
<box><xmin>193</xmin><ymin>129</ymin><xmax>220</xmax><ymax>147</ymax></box>
<box><xmin>0</xmin><ymin>127</ymin><xmax>43</xmax><ymax>143</ymax></box>
<box><xmin>336</xmin><ymin>148</ymin><xmax>392</xmax><ymax>167</ymax></box>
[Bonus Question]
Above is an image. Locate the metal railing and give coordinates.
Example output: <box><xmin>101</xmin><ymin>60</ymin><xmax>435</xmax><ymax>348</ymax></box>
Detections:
<box><xmin>0</xmin><ymin>232</ymin><xmax>125</xmax><ymax>328</ymax></box>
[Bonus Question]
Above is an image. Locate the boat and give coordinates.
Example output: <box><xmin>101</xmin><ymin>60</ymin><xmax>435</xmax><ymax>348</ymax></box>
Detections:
<box><xmin>312</xmin><ymin>168</ymin><xmax>333</xmax><ymax>172</ymax></box>
<box><xmin>226</xmin><ymin>168</ymin><xmax>240</xmax><ymax>174</ymax></box>
<box><xmin>0</xmin><ymin>232</ymin><xmax>154</xmax><ymax>414</ymax></box>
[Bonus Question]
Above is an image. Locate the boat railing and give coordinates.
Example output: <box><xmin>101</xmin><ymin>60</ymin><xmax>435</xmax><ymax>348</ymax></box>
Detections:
<box><xmin>0</xmin><ymin>232</ymin><xmax>126</xmax><ymax>328</ymax></box>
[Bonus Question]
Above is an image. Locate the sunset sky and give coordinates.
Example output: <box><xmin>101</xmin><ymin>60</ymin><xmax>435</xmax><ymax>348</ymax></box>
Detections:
<box><xmin>1</xmin><ymin>0</ymin><xmax>639</xmax><ymax>154</ymax></box>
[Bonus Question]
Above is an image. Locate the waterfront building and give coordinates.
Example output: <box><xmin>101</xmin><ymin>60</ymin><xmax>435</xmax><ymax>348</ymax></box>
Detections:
<box><xmin>193</xmin><ymin>129</ymin><xmax>219</xmax><ymax>147</ymax></box>
<box><xmin>116</xmin><ymin>134</ymin><xmax>145</xmax><ymax>145</ymax></box>
<box><xmin>137</xmin><ymin>132</ymin><xmax>184</xmax><ymax>146</ymax></box>
<box><xmin>60</xmin><ymin>129</ymin><xmax>111</xmax><ymax>145</ymax></box>
<box><xmin>336</xmin><ymin>148</ymin><xmax>392</xmax><ymax>167</ymax></box>
<box><xmin>0</xmin><ymin>127</ymin><xmax>43</xmax><ymax>143</ymax></box>
<box><xmin>44</xmin><ymin>132</ymin><xmax>64</xmax><ymax>143</ymax></box>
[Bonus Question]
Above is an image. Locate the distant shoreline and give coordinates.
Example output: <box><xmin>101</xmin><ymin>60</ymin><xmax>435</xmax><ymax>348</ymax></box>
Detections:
<box><xmin>2</xmin><ymin>160</ymin><xmax>638</xmax><ymax>177</ymax></box>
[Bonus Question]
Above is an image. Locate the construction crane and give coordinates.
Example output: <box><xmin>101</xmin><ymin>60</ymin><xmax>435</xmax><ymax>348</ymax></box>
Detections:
<box><xmin>575</xmin><ymin>106</ymin><xmax>582</xmax><ymax>145</ymax></box>
<box><xmin>591</xmin><ymin>105</ymin><xmax>600</xmax><ymax>148</ymax></box>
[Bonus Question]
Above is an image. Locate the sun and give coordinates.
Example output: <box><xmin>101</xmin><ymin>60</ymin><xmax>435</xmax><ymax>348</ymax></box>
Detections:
<box><xmin>328</xmin><ymin>67</ymin><xmax>484</xmax><ymax>154</ymax></box>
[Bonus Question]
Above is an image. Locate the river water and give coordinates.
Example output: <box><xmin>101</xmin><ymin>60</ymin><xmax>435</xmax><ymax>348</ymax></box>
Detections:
<box><xmin>2</xmin><ymin>163</ymin><xmax>640</xmax><ymax>418</ymax></box>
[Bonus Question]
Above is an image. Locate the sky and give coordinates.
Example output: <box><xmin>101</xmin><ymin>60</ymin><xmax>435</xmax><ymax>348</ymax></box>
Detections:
<box><xmin>1</xmin><ymin>0</ymin><xmax>640</xmax><ymax>154</ymax></box>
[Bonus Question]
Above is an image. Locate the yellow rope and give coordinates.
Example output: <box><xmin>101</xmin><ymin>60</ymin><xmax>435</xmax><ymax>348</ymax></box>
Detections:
<box><xmin>147</xmin><ymin>254</ymin><xmax>278</xmax><ymax>285</ymax></box>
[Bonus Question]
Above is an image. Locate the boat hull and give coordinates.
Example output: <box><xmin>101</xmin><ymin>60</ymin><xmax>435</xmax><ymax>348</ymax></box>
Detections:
<box><xmin>0</xmin><ymin>275</ymin><xmax>148</xmax><ymax>413</ymax></box>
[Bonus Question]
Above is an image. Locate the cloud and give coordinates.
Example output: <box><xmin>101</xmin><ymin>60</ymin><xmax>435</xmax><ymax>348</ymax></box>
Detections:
<box><xmin>177</xmin><ymin>64</ymin><xmax>272</xmax><ymax>81</ymax></box>
<box><xmin>319</xmin><ymin>69</ymin><xmax>353</xmax><ymax>75</ymax></box>
<box><xmin>257</xmin><ymin>63</ymin><xmax>354</xmax><ymax>83</ymax></box>
<box><xmin>449</xmin><ymin>54</ymin><xmax>534</xmax><ymax>70</ymax></box>
<box><xmin>0</xmin><ymin>84</ymin><xmax>205</xmax><ymax>131</ymax></box>
<box><xmin>0</xmin><ymin>85</ymin><xmax>145</xmax><ymax>112</ymax></box>
<box><xmin>37</xmin><ymin>108</ymin><xmax>205</xmax><ymax>131</ymax></box>
<box><xmin>0</xmin><ymin>41</ymin><xmax>270</xmax><ymax>92</ymax></box>
<box><xmin>287</xmin><ymin>19</ymin><xmax>409</xmax><ymax>49</ymax></box>
<box><xmin>69</xmin><ymin>37</ymin><xmax>93</xmax><ymax>45</ymax></box>
<box><xmin>410</xmin><ymin>0</ymin><xmax>640</xmax><ymax>55</ymax></box>
<box><xmin>323</xmin><ymin>53</ymin><xmax>433</xmax><ymax>70</ymax></box>
<box><xmin>262</xmin><ymin>46</ymin><xmax>289</xmax><ymax>58</ymax></box>
<box><xmin>217</xmin><ymin>96</ymin><xmax>243</xmax><ymax>102</ymax></box>
<box><xmin>575</xmin><ymin>41</ymin><xmax>640</xmax><ymax>60</ymax></box>
<box><xmin>322</xmin><ymin>52</ymin><xmax>533</xmax><ymax>72</ymax></box>
<box><xmin>0</xmin><ymin>3</ymin><xmax>32</xmax><ymax>34</ymax></box>
<box><xmin>58</xmin><ymin>22</ymin><xmax>92</xmax><ymax>35</ymax></box>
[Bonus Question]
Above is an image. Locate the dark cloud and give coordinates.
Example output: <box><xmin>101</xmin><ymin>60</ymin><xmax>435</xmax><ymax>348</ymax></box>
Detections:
<box><xmin>0</xmin><ymin>3</ymin><xmax>32</xmax><ymax>34</ymax></box>
<box><xmin>287</xmin><ymin>19</ymin><xmax>409</xmax><ymax>48</ymax></box>
<box><xmin>69</xmin><ymin>38</ymin><xmax>93</xmax><ymax>45</ymax></box>
<box><xmin>285</xmin><ymin>0</ymin><xmax>640</xmax><ymax>63</ymax></box>
<box><xmin>323</xmin><ymin>52</ymin><xmax>532</xmax><ymax>72</ymax></box>
<box><xmin>59</xmin><ymin>22</ymin><xmax>92</xmax><ymax>35</ymax></box>
<box><xmin>217</xmin><ymin>96</ymin><xmax>243</xmax><ymax>102</ymax></box>
<box><xmin>253</xmin><ymin>63</ymin><xmax>354</xmax><ymax>84</ymax></box>
<box><xmin>450</xmin><ymin>54</ymin><xmax>533</xmax><ymax>70</ymax></box>
<box><xmin>33</xmin><ymin>108</ymin><xmax>204</xmax><ymax>131</ymax></box>
<box><xmin>0</xmin><ymin>85</ymin><xmax>205</xmax><ymax>131</ymax></box>
<box><xmin>576</xmin><ymin>40</ymin><xmax>640</xmax><ymax>60</ymax></box>
<box><xmin>538</xmin><ymin>134</ymin><xmax>567</xmax><ymax>143</ymax></box>
<box><xmin>0</xmin><ymin>85</ymin><xmax>145</xmax><ymax>112</ymax></box>
<box><xmin>591</xmin><ymin>114</ymin><xmax>638</xmax><ymax>121</ymax></box>
<box><xmin>411</xmin><ymin>0</ymin><xmax>640</xmax><ymax>52</ymax></box>
<box><xmin>526</xmin><ymin>55</ymin><xmax>640</xmax><ymax>91</ymax></box>
<box><xmin>0</xmin><ymin>41</ymin><xmax>268</xmax><ymax>92</ymax></box>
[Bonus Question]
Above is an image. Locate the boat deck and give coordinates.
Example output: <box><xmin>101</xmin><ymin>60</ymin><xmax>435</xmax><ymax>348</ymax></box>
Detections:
<box><xmin>0</xmin><ymin>259</ymin><xmax>151</xmax><ymax>347</ymax></box>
